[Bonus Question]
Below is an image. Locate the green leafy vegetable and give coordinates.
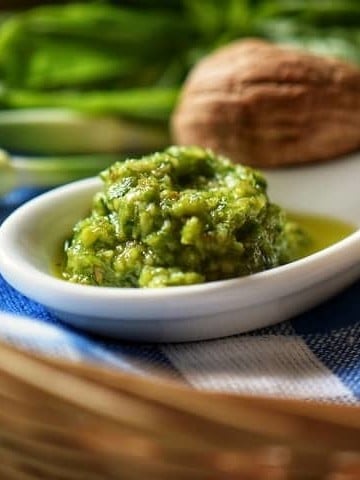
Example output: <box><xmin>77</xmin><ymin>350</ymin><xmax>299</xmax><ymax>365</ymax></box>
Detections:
<box><xmin>0</xmin><ymin>109</ymin><xmax>169</xmax><ymax>155</ymax></box>
<box><xmin>1</xmin><ymin>1</ymin><xmax>360</xmax><ymax>118</ymax></box>
<box><xmin>0</xmin><ymin>88</ymin><xmax>178</xmax><ymax>123</ymax></box>
<box><xmin>1</xmin><ymin>0</ymin><xmax>360</xmax><ymax>193</ymax></box>
<box><xmin>0</xmin><ymin>149</ymin><xmax>125</xmax><ymax>197</ymax></box>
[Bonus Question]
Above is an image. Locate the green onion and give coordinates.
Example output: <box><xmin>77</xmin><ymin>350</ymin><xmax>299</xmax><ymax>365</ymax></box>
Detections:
<box><xmin>0</xmin><ymin>109</ymin><xmax>170</xmax><ymax>155</ymax></box>
<box><xmin>0</xmin><ymin>149</ymin><xmax>124</xmax><ymax>197</ymax></box>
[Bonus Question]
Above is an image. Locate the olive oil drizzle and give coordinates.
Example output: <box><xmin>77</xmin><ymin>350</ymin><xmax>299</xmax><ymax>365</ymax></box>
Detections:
<box><xmin>287</xmin><ymin>212</ymin><xmax>356</xmax><ymax>258</ymax></box>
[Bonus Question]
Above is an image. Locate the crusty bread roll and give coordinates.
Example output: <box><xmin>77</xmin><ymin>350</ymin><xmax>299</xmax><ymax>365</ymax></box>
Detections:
<box><xmin>172</xmin><ymin>39</ymin><xmax>360</xmax><ymax>167</ymax></box>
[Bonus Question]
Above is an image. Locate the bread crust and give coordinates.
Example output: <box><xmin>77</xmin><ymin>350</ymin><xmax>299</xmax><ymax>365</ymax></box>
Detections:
<box><xmin>172</xmin><ymin>39</ymin><xmax>360</xmax><ymax>167</ymax></box>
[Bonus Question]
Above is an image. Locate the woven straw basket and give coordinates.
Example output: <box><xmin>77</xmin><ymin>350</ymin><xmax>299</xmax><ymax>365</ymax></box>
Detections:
<box><xmin>0</xmin><ymin>340</ymin><xmax>358</xmax><ymax>480</ymax></box>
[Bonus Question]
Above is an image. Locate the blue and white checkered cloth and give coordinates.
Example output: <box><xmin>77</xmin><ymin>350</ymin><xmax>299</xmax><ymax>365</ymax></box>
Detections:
<box><xmin>1</xmin><ymin>188</ymin><xmax>359</xmax><ymax>404</ymax></box>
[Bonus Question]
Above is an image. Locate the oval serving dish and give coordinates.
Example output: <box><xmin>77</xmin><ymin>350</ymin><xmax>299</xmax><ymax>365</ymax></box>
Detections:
<box><xmin>0</xmin><ymin>153</ymin><xmax>359</xmax><ymax>342</ymax></box>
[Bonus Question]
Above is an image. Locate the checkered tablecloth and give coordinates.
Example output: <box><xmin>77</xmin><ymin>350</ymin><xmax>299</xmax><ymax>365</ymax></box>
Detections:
<box><xmin>1</xmin><ymin>188</ymin><xmax>359</xmax><ymax>404</ymax></box>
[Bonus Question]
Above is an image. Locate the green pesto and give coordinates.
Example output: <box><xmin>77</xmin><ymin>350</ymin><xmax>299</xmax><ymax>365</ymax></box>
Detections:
<box><xmin>62</xmin><ymin>146</ymin><xmax>308</xmax><ymax>287</ymax></box>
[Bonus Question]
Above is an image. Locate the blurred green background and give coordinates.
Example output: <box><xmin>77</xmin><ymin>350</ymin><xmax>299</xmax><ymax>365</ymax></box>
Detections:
<box><xmin>1</xmin><ymin>0</ymin><xmax>360</xmax><ymax>193</ymax></box>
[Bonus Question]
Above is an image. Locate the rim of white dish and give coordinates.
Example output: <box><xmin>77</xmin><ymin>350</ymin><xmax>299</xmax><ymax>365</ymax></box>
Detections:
<box><xmin>0</xmin><ymin>177</ymin><xmax>360</xmax><ymax>306</ymax></box>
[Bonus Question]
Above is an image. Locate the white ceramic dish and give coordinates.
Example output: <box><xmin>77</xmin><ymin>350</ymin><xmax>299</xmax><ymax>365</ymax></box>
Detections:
<box><xmin>0</xmin><ymin>153</ymin><xmax>359</xmax><ymax>342</ymax></box>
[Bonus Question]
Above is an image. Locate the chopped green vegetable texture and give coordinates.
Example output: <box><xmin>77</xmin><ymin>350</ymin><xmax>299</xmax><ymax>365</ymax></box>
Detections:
<box><xmin>62</xmin><ymin>147</ymin><xmax>308</xmax><ymax>288</ymax></box>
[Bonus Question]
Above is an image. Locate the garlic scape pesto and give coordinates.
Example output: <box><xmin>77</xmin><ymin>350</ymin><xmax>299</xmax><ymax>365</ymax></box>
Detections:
<box><xmin>62</xmin><ymin>146</ymin><xmax>308</xmax><ymax>287</ymax></box>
